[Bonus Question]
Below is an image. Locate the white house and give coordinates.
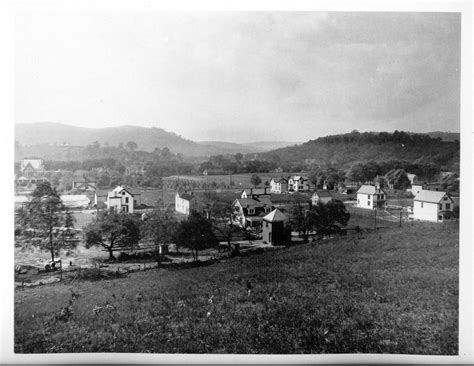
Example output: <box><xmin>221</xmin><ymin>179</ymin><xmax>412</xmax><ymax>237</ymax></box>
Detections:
<box><xmin>412</xmin><ymin>190</ymin><xmax>454</xmax><ymax>222</ymax></box>
<box><xmin>288</xmin><ymin>176</ymin><xmax>311</xmax><ymax>193</ymax></box>
<box><xmin>356</xmin><ymin>185</ymin><xmax>387</xmax><ymax>210</ymax></box>
<box><xmin>175</xmin><ymin>192</ymin><xmax>196</xmax><ymax>215</ymax></box>
<box><xmin>107</xmin><ymin>186</ymin><xmax>135</xmax><ymax>213</ymax></box>
<box><xmin>269</xmin><ymin>177</ymin><xmax>288</xmax><ymax>194</ymax></box>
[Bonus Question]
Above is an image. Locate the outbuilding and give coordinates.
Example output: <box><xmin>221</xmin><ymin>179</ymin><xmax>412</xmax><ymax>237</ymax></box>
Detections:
<box><xmin>262</xmin><ymin>208</ymin><xmax>290</xmax><ymax>245</ymax></box>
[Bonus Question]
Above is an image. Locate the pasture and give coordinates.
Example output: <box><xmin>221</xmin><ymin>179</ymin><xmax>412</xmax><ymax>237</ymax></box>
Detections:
<box><xmin>163</xmin><ymin>172</ymin><xmax>296</xmax><ymax>188</ymax></box>
<box><xmin>15</xmin><ymin>221</ymin><xmax>458</xmax><ymax>354</ymax></box>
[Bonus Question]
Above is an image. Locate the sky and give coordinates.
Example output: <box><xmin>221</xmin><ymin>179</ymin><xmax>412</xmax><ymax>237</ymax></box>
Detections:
<box><xmin>15</xmin><ymin>11</ymin><xmax>461</xmax><ymax>143</ymax></box>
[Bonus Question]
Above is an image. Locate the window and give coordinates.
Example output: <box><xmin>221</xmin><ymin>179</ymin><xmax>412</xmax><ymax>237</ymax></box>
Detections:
<box><xmin>446</xmin><ymin>203</ymin><xmax>451</xmax><ymax>210</ymax></box>
<box><xmin>265</xmin><ymin>222</ymin><xmax>268</xmax><ymax>228</ymax></box>
<box><xmin>421</xmin><ymin>202</ymin><xmax>423</xmax><ymax>208</ymax></box>
<box><xmin>367</xmin><ymin>200</ymin><xmax>370</xmax><ymax>206</ymax></box>
<box><xmin>357</xmin><ymin>199</ymin><xmax>360</xmax><ymax>204</ymax></box>
<box><xmin>248</xmin><ymin>208</ymin><xmax>255</xmax><ymax>215</ymax></box>
<box><xmin>122</xmin><ymin>191</ymin><xmax>125</xmax><ymax>195</ymax></box>
<box><xmin>125</xmin><ymin>197</ymin><xmax>129</xmax><ymax>203</ymax></box>
<box><xmin>439</xmin><ymin>203</ymin><xmax>442</xmax><ymax>210</ymax></box>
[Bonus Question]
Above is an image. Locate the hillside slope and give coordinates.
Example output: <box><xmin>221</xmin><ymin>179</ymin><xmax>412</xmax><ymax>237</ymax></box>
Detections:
<box><xmin>15</xmin><ymin>222</ymin><xmax>458</xmax><ymax>354</ymax></box>
<box><xmin>258</xmin><ymin>131</ymin><xmax>459</xmax><ymax>170</ymax></box>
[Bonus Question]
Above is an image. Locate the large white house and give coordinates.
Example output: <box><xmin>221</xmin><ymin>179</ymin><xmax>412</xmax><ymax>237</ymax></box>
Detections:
<box><xmin>356</xmin><ymin>185</ymin><xmax>387</xmax><ymax>209</ymax></box>
<box><xmin>412</xmin><ymin>190</ymin><xmax>454</xmax><ymax>222</ymax></box>
<box><xmin>175</xmin><ymin>192</ymin><xmax>196</xmax><ymax>215</ymax></box>
<box><xmin>269</xmin><ymin>177</ymin><xmax>289</xmax><ymax>194</ymax></box>
<box><xmin>107</xmin><ymin>186</ymin><xmax>135</xmax><ymax>213</ymax></box>
<box><xmin>288</xmin><ymin>176</ymin><xmax>311</xmax><ymax>193</ymax></box>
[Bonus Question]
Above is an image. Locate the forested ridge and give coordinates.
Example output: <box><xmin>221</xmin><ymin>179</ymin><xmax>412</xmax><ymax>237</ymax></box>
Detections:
<box><xmin>258</xmin><ymin>131</ymin><xmax>459</xmax><ymax>172</ymax></box>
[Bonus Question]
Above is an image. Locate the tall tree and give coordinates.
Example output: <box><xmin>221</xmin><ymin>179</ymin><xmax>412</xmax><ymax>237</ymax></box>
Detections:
<box><xmin>289</xmin><ymin>195</ymin><xmax>314</xmax><ymax>243</ymax></box>
<box><xmin>141</xmin><ymin>205</ymin><xmax>177</xmax><ymax>264</ymax></box>
<box><xmin>250</xmin><ymin>174</ymin><xmax>262</xmax><ymax>187</ymax></box>
<box><xmin>313</xmin><ymin>200</ymin><xmax>350</xmax><ymax>238</ymax></box>
<box><xmin>20</xmin><ymin>182</ymin><xmax>66</xmax><ymax>261</ymax></box>
<box><xmin>84</xmin><ymin>210</ymin><xmax>140</xmax><ymax>260</ymax></box>
<box><xmin>173</xmin><ymin>211</ymin><xmax>217</xmax><ymax>261</ymax></box>
<box><xmin>202</xmin><ymin>193</ymin><xmax>238</xmax><ymax>250</ymax></box>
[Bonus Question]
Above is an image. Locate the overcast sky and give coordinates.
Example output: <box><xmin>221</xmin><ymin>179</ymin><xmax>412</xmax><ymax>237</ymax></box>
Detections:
<box><xmin>15</xmin><ymin>11</ymin><xmax>461</xmax><ymax>142</ymax></box>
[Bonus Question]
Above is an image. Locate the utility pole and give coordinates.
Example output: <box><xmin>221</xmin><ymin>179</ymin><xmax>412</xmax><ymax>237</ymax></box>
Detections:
<box><xmin>399</xmin><ymin>211</ymin><xmax>402</xmax><ymax>228</ymax></box>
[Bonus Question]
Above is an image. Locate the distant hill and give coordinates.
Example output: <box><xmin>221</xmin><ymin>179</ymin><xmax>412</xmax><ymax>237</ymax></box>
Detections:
<box><xmin>425</xmin><ymin>131</ymin><xmax>460</xmax><ymax>142</ymax></box>
<box><xmin>198</xmin><ymin>140</ymin><xmax>299</xmax><ymax>154</ymax></box>
<box><xmin>15</xmin><ymin>123</ymin><xmax>293</xmax><ymax>159</ymax></box>
<box><xmin>258</xmin><ymin>131</ymin><xmax>460</xmax><ymax>170</ymax></box>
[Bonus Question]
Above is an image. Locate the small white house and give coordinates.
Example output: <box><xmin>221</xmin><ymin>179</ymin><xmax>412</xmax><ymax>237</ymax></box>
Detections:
<box><xmin>356</xmin><ymin>185</ymin><xmax>387</xmax><ymax>210</ymax></box>
<box><xmin>412</xmin><ymin>190</ymin><xmax>454</xmax><ymax>222</ymax></box>
<box><xmin>175</xmin><ymin>192</ymin><xmax>196</xmax><ymax>215</ymax></box>
<box><xmin>107</xmin><ymin>186</ymin><xmax>135</xmax><ymax>213</ymax></box>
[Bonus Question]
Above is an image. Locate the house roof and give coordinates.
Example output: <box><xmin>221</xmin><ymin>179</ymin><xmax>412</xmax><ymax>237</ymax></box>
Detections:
<box><xmin>95</xmin><ymin>189</ymin><xmax>109</xmax><ymax>197</ymax></box>
<box><xmin>242</xmin><ymin>187</ymin><xmax>269</xmax><ymax>196</ymax></box>
<box><xmin>414</xmin><ymin>190</ymin><xmax>451</xmax><ymax>203</ymax></box>
<box><xmin>235</xmin><ymin>197</ymin><xmax>273</xmax><ymax>210</ymax></box>
<box><xmin>357</xmin><ymin>185</ymin><xmax>385</xmax><ymax>195</ymax></box>
<box><xmin>271</xmin><ymin>177</ymin><xmax>288</xmax><ymax>183</ymax></box>
<box><xmin>178</xmin><ymin>192</ymin><xmax>195</xmax><ymax>201</ymax></box>
<box><xmin>313</xmin><ymin>190</ymin><xmax>332</xmax><ymax>198</ymax></box>
<box><xmin>407</xmin><ymin>173</ymin><xmax>416</xmax><ymax>180</ymax></box>
<box><xmin>263</xmin><ymin>208</ymin><xmax>288</xmax><ymax>222</ymax></box>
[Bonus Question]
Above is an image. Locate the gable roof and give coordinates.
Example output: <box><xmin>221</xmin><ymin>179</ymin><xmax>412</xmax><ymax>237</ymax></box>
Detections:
<box><xmin>271</xmin><ymin>177</ymin><xmax>288</xmax><ymax>183</ymax></box>
<box><xmin>414</xmin><ymin>190</ymin><xmax>451</xmax><ymax>203</ymax></box>
<box><xmin>235</xmin><ymin>197</ymin><xmax>273</xmax><ymax>210</ymax></box>
<box><xmin>357</xmin><ymin>185</ymin><xmax>385</xmax><ymax>195</ymax></box>
<box><xmin>263</xmin><ymin>208</ymin><xmax>288</xmax><ymax>222</ymax></box>
<box><xmin>242</xmin><ymin>187</ymin><xmax>269</xmax><ymax>196</ymax></box>
<box><xmin>177</xmin><ymin>192</ymin><xmax>195</xmax><ymax>201</ymax></box>
<box><xmin>313</xmin><ymin>190</ymin><xmax>332</xmax><ymax>198</ymax></box>
<box><xmin>110</xmin><ymin>186</ymin><xmax>134</xmax><ymax>197</ymax></box>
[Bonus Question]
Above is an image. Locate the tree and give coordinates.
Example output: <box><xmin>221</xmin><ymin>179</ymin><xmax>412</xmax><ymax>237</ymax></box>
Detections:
<box><xmin>19</xmin><ymin>182</ymin><xmax>66</xmax><ymax>262</ymax></box>
<box><xmin>289</xmin><ymin>195</ymin><xmax>315</xmax><ymax>243</ymax></box>
<box><xmin>126</xmin><ymin>141</ymin><xmax>138</xmax><ymax>151</ymax></box>
<box><xmin>313</xmin><ymin>200</ymin><xmax>350</xmax><ymax>238</ymax></box>
<box><xmin>384</xmin><ymin>169</ymin><xmax>410</xmax><ymax>190</ymax></box>
<box><xmin>141</xmin><ymin>205</ymin><xmax>177</xmax><ymax>265</ymax></box>
<box><xmin>173</xmin><ymin>211</ymin><xmax>217</xmax><ymax>261</ymax></box>
<box><xmin>59</xmin><ymin>210</ymin><xmax>77</xmax><ymax>249</ymax></box>
<box><xmin>84</xmin><ymin>210</ymin><xmax>140</xmax><ymax>260</ymax></box>
<box><xmin>250</xmin><ymin>174</ymin><xmax>262</xmax><ymax>187</ymax></box>
<box><xmin>203</xmin><ymin>194</ymin><xmax>238</xmax><ymax>250</ymax></box>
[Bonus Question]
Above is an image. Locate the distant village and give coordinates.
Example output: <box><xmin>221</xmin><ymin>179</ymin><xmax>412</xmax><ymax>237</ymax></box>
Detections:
<box><xmin>15</xmin><ymin>157</ymin><xmax>459</xmax><ymax>248</ymax></box>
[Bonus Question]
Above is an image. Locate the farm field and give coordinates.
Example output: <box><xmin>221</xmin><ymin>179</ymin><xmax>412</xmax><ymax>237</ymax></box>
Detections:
<box><xmin>163</xmin><ymin>172</ymin><xmax>297</xmax><ymax>188</ymax></box>
<box><xmin>14</xmin><ymin>221</ymin><xmax>458</xmax><ymax>354</ymax></box>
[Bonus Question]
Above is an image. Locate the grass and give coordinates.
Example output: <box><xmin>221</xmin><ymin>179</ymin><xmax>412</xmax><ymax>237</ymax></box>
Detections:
<box><xmin>163</xmin><ymin>172</ymin><xmax>297</xmax><ymax>188</ymax></box>
<box><xmin>14</xmin><ymin>222</ymin><xmax>458</xmax><ymax>354</ymax></box>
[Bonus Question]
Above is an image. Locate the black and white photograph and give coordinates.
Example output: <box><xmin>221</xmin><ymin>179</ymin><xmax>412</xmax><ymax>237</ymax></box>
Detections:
<box><xmin>3</xmin><ymin>1</ymin><xmax>473</xmax><ymax>363</ymax></box>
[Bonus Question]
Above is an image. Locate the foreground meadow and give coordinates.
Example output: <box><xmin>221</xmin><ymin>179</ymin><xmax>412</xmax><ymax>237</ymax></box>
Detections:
<box><xmin>15</xmin><ymin>222</ymin><xmax>458</xmax><ymax>354</ymax></box>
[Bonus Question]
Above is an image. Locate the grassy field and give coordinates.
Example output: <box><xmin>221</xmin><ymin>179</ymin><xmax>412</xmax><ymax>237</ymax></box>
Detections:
<box><xmin>14</xmin><ymin>221</ymin><xmax>458</xmax><ymax>354</ymax></box>
<box><xmin>163</xmin><ymin>172</ymin><xmax>296</xmax><ymax>188</ymax></box>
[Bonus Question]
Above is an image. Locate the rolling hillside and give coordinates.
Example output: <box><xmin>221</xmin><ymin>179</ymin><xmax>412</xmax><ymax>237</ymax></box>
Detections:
<box><xmin>258</xmin><ymin>131</ymin><xmax>460</xmax><ymax>170</ymax></box>
<box><xmin>15</xmin><ymin>123</ymin><xmax>297</xmax><ymax>159</ymax></box>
